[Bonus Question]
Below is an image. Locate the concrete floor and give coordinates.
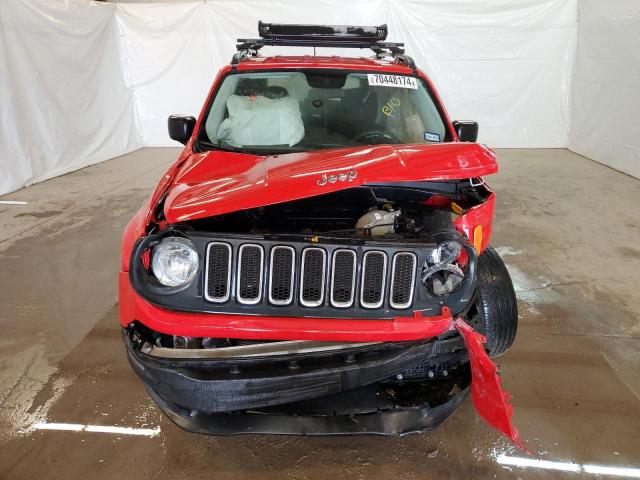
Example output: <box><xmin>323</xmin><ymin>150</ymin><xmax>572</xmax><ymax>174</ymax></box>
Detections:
<box><xmin>0</xmin><ymin>148</ymin><xmax>639</xmax><ymax>479</ymax></box>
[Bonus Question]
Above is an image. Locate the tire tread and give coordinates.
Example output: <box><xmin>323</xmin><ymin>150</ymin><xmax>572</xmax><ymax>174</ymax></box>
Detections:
<box><xmin>475</xmin><ymin>246</ymin><xmax>518</xmax><ymax>357</ymax></box>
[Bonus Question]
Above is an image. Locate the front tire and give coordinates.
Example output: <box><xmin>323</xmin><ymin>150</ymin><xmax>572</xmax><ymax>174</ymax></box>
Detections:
<box><xmin>465</xmin><ymin>246</ymin><xmax>518</xmax><ymax>357</ymax></box>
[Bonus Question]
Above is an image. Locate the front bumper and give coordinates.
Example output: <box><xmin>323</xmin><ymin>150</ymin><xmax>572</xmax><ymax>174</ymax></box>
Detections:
<box><xmin>124</xmin><ymin>329</ymin><xmax>471</xmax><ymax>435</ymax></box>
<box><xmin>119</xmin><ymin>272</ymin><xmax>457</xmax><ymax>342</ymax></box>
<box><xmin>147</xmin><ymin>381</ymin><xmax>469</xmax><ymax>436</ymax></box>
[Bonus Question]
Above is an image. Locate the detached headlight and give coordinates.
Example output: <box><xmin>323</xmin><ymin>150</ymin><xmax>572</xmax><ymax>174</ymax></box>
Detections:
<box><xmin>421</xmin><ymin>241</ymin><xmax>465</xmax><ymax>295</ymax></box>
<box><xmin>151</xmin><ymin>237</ymin><xmax>199</xmax><ymax>287</ymax></box>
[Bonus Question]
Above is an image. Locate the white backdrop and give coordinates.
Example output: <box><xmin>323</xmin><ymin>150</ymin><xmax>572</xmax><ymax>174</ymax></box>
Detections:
<box><xmin>118</xmin><ymin>0</ymin><xmax>577</xmax><ymax>148</ymax></box>
<box><xmin>570</xmin><ymin>0</ymin><xmax>640</xmax><ymax>180</ymax></box>
<box><xmin>0</xmin><ymin>0</ymin><xmax>583</xmax><ymax>195</ymax></box>
<box><xmin>0</xmin><ymin>0</ymin><xmax>143</xmax><ymax>196</ymax></box>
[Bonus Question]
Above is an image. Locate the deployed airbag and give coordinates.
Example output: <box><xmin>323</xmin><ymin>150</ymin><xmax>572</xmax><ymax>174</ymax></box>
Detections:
<box><xmin>217</xmin><ymin>95</ymin><xmax>305</xmax><ymax>147</ymax></box>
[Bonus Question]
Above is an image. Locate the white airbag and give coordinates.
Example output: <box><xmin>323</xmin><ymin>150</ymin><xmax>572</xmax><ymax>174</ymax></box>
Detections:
<box><xmin>217</xmin><ymin>95</ymin><xmax>304</xmax><ymax>147</ymax></box>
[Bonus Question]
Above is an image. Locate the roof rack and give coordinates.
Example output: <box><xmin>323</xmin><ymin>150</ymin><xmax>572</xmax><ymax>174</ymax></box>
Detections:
<box><xmin>232</xmin><ymin>21</ymin><xmax>415</xmax><ymax>68</ymax></box>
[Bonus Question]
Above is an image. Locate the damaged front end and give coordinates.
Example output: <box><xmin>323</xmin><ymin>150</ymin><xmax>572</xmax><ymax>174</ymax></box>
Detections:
<box><xmin>118</xmin><ymin>20</ymin><xmax>524</xmax><ymax>447</ymax></box>
<box><xmin>124</xmin><ymin>326</ymin><xmax>471</xmax><ymax>435</ymax></box>
<box><xmin>120</xmin><ymin>173</ymin><xmax>522</xmax><ymax>446</ymax></box>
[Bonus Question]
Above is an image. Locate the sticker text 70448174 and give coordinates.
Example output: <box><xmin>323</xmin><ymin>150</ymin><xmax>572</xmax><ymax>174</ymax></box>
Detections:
<box><xmin>367</xmin><ymin>74</ymin><xmax>418</xmax><ymax>90</ymax></box>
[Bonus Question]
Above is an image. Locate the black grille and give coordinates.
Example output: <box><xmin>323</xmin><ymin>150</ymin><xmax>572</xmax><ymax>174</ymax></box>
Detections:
<box><xmin>361</xmin><ymin>251</ymin><xmax>386</xmax><ymax>308</ymax></box>
<box><xmin>390</xmin><ymin>253</ymin><xmax>416</xmax><ymax>309</ymax></box>
<box><xmin>238</xmin><ymin>245</ymin><xmax>263</xmax><ymax>303</ymax></box>
<box><xmin>269</xmin><ymin>247</ymin><xmax>294</xmax><ymax>304</ymax></box>
<box><xmin>203</xmin><ymin>240</ymin><xmax>419</xmax><ymax>313</ymax></box>
<box><xmin>301</xmin><ymin>248</ymin><xmax>325</xmax><ymax>306</ymax></box>
<box><xmin>331</xmin><ymin>250</ymin><xmax>356</xmax><ymax>307</ymax></box>
<box><xmin>206</xmin><ymin>243</ymin><xmax>231</xmax><ymax>302</ymax></box>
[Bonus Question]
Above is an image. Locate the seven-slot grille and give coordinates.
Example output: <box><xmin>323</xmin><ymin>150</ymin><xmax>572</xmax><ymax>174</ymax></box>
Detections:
<box><xmin>390</xmin><ymin>252</ymin><xmax>417</xmax><ymax>309</ymax></box>
<box><xmin>360</xmin><ymin>251</ymin><xmax>387</xmax><ymax>308</ymax></box>
<box><xmin>205</xmin><ymin>243</ymin><xmax>418</xmax><ymax>310</ymax></box>
<box><xmin>205</xmin><ymin>242</ymin><xmax>232</xmax><ymax>302</ymax></box>
<box><xmin>300</xmin><ymin>248</ymin><xmax>326</xmax><ymax>307</ymax></box>
<box><xmin>330</xmin><ymin>250</ymin><xmax>357</xmax><ymax>308</ymax></box>
<box><xmin>236</xmin><ymin>244</ymin><xmax>263</xmax><ymax>304</ymax></box>
<box><xmin>268</xmin><ymin>246</ymin><xmax>295</xmax><ymax>305</ymax></box>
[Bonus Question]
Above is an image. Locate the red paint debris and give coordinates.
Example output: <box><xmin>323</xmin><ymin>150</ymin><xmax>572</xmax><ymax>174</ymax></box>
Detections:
<box><xmin>454</xmin><ymin>318</ymin><xmax>529</xmax><ymax>453</ymax></box>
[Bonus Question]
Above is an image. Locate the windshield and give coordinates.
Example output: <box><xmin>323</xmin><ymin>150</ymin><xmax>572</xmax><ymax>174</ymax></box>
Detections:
<box><xmin>198</xmin><ymin>70</ymin><xmax>449</xmax><ymax>155</ymax></box>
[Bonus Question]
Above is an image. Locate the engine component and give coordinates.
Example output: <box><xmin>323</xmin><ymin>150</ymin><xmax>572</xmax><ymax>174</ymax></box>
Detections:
<box><xmin>356</xmin><ymin>209</ymin><xmax>401</xmax><ymax>236</ymax></box>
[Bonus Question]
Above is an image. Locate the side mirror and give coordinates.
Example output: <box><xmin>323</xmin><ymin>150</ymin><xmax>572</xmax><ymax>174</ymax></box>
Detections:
<box><xmin>168</xmin><ymin>115</ymin><xmax>196</xmax><ymax>145</ymax></box>
<box><xmin>452</xmin><ymin>121</ymin><xmax>479</xmax><ymax>143</ymax></box>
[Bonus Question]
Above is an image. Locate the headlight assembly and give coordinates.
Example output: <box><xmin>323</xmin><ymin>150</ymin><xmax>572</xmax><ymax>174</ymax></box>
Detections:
<box><xmin>421</xmin><ymin>241</ymin><xmax>465</xmax><ymax>295</ymax></box>
<box><xmin>151</xmin><ymin>236</ymin><xmax>199</xmax><ymax>287</ymax></box>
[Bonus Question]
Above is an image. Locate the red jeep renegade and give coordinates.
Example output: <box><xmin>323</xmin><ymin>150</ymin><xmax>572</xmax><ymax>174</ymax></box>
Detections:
<box><xmin>119</xmin><ymin>22</ymin><xmax>522</xmax><ymax>445</ymax></box>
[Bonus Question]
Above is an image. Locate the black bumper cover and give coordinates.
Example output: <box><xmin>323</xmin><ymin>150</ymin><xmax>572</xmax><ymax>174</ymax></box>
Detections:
<box><xmin>125</xmin><ymin>332</ymin><xmax>470</xmax><ymax>435</ymax></box>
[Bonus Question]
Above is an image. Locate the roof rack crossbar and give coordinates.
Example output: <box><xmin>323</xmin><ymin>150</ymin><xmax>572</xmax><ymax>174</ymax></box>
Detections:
<box><xmin>258</xmin><ymin>21</ymin><xmax>388</xmax><ymax>42</ymax></box>
<box><xmin>236</xmin><ymin>39</ymin><xmax>405</xmax><ymax>52</ymax></box>
<box><xmin>231</xmin><ymin>21</ymin><xmax>414</xmax><ymax>68</ymax></box>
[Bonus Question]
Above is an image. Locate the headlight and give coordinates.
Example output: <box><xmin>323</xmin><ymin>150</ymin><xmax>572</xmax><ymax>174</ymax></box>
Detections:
<box><xmin>151</xmin><ymin>237</ymin><xmax>199</xmax><ymax>287</ymax></box>
<box><xmin>429</xmin><ymin>241</ymin><xmax>462</xmax><ymax>265</ymax></box>
<box><xmin>421</xmin><ymin>241</ymin><xmax>465</xmax><ymax>295</ymax></box>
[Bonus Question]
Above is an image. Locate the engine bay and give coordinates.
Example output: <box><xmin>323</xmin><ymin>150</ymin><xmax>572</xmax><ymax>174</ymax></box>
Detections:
<box><xmin>175</xmin><ymin>180</ymin><xmax>491</xmax><ymax>242</ymax></box>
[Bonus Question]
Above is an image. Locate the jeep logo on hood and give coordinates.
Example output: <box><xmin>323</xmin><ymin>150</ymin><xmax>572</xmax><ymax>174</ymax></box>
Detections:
<box><xmin>317</xmin><ymin>170</ymin><xmax>358</xmax><ymax>186</ymax></box>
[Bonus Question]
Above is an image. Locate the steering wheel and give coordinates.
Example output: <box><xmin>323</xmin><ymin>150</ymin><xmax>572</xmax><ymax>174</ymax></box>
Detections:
<box><xmin>353</xmin><ymin>130</ymin><xmax>401</xmax><ymax>145</ymax></box>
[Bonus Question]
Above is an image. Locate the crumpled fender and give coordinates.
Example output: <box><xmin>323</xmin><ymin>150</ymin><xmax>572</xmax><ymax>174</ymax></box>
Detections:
<box><xmin>455</xmin><ymin>318</ymin><xmax>528</xmax><ymax>452</ymax></box>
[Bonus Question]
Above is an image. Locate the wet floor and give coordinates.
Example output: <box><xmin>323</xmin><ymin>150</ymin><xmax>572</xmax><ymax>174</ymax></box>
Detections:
<box><xmin>0</xmin><ymin>148</ymin><xmax>639</xmax><ymax>479</ymax></box>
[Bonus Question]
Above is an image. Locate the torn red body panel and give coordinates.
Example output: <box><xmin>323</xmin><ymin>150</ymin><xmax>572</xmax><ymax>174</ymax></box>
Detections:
<box><xmin>454</xmin><ymin>192</ymin><xmax>495</xmax><ymax>254</ymax></box>
<box><xmin>455</xmin><ymin>318</ymin><xmax>527</xmax><ymax>452</ymax></box>
<box><xmin>163</xmin><ymin>143</ymin><xmax>498</xmax><ymax>223</ymax></box>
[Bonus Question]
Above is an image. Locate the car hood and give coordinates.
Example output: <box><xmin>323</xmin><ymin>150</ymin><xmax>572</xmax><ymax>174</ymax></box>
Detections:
<box><xmin>164</xmin><ymin>143</ymin><xmax>498</xmax><ymax>223</ymax></box>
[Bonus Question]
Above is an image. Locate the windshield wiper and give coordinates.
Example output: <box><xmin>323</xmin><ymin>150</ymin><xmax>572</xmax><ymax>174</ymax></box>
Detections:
<box><xmin>198</xmin><ymin>140</ymin><xmax>245</xmax><ymax>153</ymax></box>
<box><xmin>198</xmin><ymin>140</ymin><xmax>306</xmax><ymax>155</ymax></box>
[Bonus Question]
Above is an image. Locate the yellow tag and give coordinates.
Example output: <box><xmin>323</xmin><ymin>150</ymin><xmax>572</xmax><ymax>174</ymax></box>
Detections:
<box><xmin>310</xmin><ymin>236</ymin><xmax>319</xmax><ymax>243</ymax></box>
<box><xmin>451</xmin><ymin>202</ymin><xmax>463</xmax><ymax>215</ymax></box>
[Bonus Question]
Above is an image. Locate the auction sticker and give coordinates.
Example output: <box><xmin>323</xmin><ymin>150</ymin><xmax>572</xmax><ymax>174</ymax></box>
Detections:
<box><xmin>367</xmin><ymin>74</ymin><xmax>418</xmax><ymax>89</ymax></box>
<box><xmin>424</xmin><ymin>132</ymin><xmax>440</xmax><ymax>142</ymax></box>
